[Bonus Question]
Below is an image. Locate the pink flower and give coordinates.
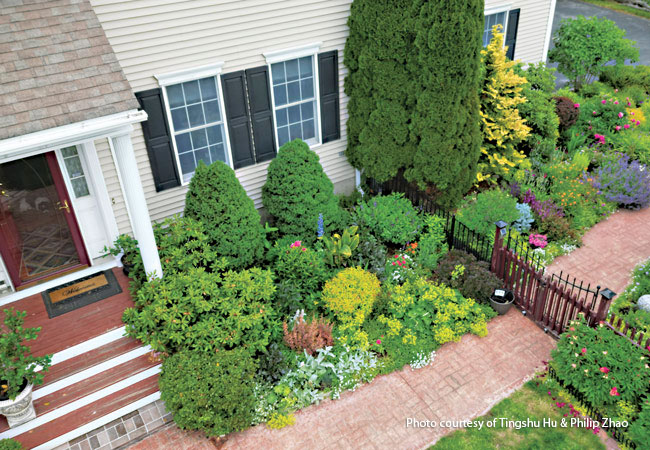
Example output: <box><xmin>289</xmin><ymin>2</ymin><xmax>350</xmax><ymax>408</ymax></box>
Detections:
<box><xmin>601</xmin><ymin>99</ymin><xmax>607</xmax><ymax>104</ymax></box>
<box><xmin>610</xmin><ymin>387</ymin><xmax>620</xmax><ymax>397</ymax></box>
<box><xmin>571</xmin><ymin>364</ymin><xmax>577</xmax><ymax>368</ymax></box>
<box><xmin>573</xmin><ymin>103</ymin><xmax>580</xmax><ymax>108</ymax></box>
<box><xmin>615</xmin><ymin>125</ymin><xmax>621</xmax><ymax>131</ymax></box>
<box><xmin>636</xmin><ymin>120</ymin><xmax>641</xmax><ymax>125</ymax></box>
<box><xmin>618</xmin><ymin>112</ymin><xmax>624</xmax><ymax>118</ymax></box>
<box><xmin>592</xmin><ymin>111</ymin><xmax>597</xmax><ymax>115</ymax></box>
<box><xmin>627</xmin><ymin>102</ymin><xmax>632</xmax><ymax>107</ymax></box>
<box><xmin>394</xmin><ymin>255</ymin><xmax>399</xmax><ymax>259</ymax></box>
<box><xmin>624</xmin><ymin>124</ymin><xmax>630</xmax><ymax>129</ymax></box>
<box><xmin>392</xmin><ymin>262</ymin><xmax>396</xmax><ymax>266</ymax></box>
<box><xmin>290</xmin><ymin>240</ymin><xmax>302</xmax><ymax>248</ymax></box>
<box><xmin>581</xmin><ymin>347</ymin><xmax>587</xmax><ymax>355</ymax></box>
<box><xmin>614</xmin><ymin>100</ymin><xmax>619</xmax><ymax>105</ymax></box>
<box><xmin>599</xmin><ymin>367</ymin><xmax>610</xmax><ymax>374</ymax></box>
<box><xmin>377</xmin><ymin>339</ymin><xmax>381</xmax><ymax>344</ymax></box>
<box><xmin>301</xmin><ymin>247</ymin><xmax>306</xmax><ymax>252</ymax></box>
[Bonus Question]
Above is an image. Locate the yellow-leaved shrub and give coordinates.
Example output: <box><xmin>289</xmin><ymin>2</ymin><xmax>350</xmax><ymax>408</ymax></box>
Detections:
<box><xmin>478</xmin><ymin>25</ymin><xmax>531</xmax><ymax>182</ymax></box>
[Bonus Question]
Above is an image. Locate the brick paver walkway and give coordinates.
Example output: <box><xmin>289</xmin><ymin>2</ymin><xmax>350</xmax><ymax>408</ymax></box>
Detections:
<box><xmin>127</xmin><ymin>309</ymin><xmax>555</xmax><ymax>450</ymax></box>
<box><xmin>547</xmin><ymin>207</ymin><xmax>650</xmax><ymax>296</ymax></box>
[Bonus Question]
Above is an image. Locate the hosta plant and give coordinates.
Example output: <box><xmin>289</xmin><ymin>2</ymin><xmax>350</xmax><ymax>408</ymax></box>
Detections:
<box><xmin>321</xmin><ymin>226</ymin><xmax>360</xmax><ymax>267</ymax></box>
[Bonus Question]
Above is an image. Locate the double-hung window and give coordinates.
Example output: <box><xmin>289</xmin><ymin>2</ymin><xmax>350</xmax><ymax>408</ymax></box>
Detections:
<box><xmin>266</xmin><ymin>45</ymin><xmax>321</xmax><ymax>148</ymax></box>
<box><xmin>158</xmin><ymin>64</ymin><xmax>231</xmax><ymax>184</ymax></box>
<box><xmin>483</xmin><ymin>11</ymin><xmax>508</xmax><ymax>47</ymax></box>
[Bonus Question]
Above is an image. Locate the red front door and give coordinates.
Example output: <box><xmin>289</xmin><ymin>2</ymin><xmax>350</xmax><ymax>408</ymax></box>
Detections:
<box><xmin>0</xmin><ymin>152</ymin><xmax>89</xmax><ymax>289</ymax></box>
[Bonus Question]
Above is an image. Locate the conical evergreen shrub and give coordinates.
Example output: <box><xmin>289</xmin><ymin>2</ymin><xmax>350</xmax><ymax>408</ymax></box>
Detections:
<box><xmin>184</xmin><ymin>161</ymin><xmax>264</xmax><ymax>268</ymax></box>
<box><xmin>262</xmin><ymin>139</ymin><xmax>344</xmax><ymax>241</ymax></box>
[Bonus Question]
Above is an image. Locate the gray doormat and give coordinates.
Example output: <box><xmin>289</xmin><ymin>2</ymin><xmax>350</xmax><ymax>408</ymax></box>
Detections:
<box><xmin>41</xmin><ymin>269</ymin><xmax>122</xmax><ymax>318</ymax></box>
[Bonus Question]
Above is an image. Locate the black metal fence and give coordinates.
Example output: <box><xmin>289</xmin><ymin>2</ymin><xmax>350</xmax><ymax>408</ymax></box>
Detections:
<box><xmin>548</xmin><ymin>366</ymin><xmax>637</xmax><ymax>448</ymax></box>
<box><xmin>365</xmin><ymin>177</ymin><xmax>493</xmax><ymax>263</ymax></box>
<box><xmin>503</xmin><ymin>227</ymin><xmax>545</xmax><ymax>271</ymax></box>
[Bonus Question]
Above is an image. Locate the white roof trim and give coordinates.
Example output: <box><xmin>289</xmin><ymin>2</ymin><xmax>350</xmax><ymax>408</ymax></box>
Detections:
<box><xmin>264</xmin><ymin>42</ymin><xmax>322</xmax><ymax>64</ymax></box>
<box><xmin>484</xmin><ymin>4</ymin><xmax>512</xmax><ymax>15</ymax></box>
<box><xmin>0</xmin><ymin>109</ymin><xmax>147</xmax><ymax>161</ymax></box>
<box><xmin>155</xmin><ymin>62</ymin><xmax>225</xmax><ymax>86</ymax></box>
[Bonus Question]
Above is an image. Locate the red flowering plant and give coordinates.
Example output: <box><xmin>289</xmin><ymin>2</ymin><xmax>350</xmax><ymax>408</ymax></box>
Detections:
<box><xmin>383</xmin><ymin>253</ymin><xmax>417</xmax><ymax>285</ymax></box>
<box><xmin>550</xmin><ymin>315</ymin><xmax>650</xmax><ymax>411</ymax></box>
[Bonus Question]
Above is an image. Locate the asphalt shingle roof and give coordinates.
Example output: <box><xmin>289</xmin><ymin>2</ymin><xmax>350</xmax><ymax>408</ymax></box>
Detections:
<box><xmin>0</xmin><ymin>0</ymin><xmax>140</xmax><ymax>140</ymax></box>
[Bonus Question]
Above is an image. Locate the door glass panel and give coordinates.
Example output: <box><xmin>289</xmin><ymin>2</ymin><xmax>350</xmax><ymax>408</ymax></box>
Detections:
<box><xmin>0</xmin><ymin>154</ymin><xmax>81</xmax><ymax>283</ymax></box>
<box><xmin>61</xmin><ymin>146</ymin><xmax>90</xmax><ymax>198</ymax></box>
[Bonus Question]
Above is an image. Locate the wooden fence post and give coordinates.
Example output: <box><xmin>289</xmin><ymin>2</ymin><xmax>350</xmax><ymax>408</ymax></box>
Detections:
<box><xmin>491</xmin><ymin>221</ymin><xmax>508</xmax><ymax>273</ymax></box>
<box><xmin>533</xmin><ymin>280</ymin><xmax>548</xmax><ymax>322</ymax></box>
<box><xmin>592</xmin><ymin>288</ymin><xmax>616</xmax><ymax>325</ymax></box>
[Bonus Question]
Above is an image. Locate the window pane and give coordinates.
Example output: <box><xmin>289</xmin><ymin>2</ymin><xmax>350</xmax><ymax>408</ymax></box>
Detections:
<box><xmin>64</xmin><ymin>156</ymin><xmax>83</xmax><ymax>178</ymax></box>
<box><xmin>300</xmin><ymin>78</ymin><xmax>314</xmax><ymax>99</ymax></box>
<box><xmin>287</xmin><ymin>81</ymin><xmax>300</xmax><ymax>103</ymax></box>
<box><xmin>179</xmin><ymin>152</ymin><xmax>196</xmax><ymax>178</ymax></box>
<box><xmin>167</xmin><ymin>84</ymin><xmax>185</xmax><ymax>108</ymax></box>
<box><xmin>288</xmin><ymin>104</ymin><xmax>301</xmax><ymax>124</ymax></box>
<box><xmin>289</xmin><ymin>123</ymin><xmax>302</xmax><ymax>140</ymax></box>
<box><xmin>195</xmin><ymin>147</ymin><xmax>211</xmax><ymax>166</ymax></box>
<box><xmin>285</xmin><ymin>59</ymin><xmax>299</xmax><ymax>82</ymax></box>
<box><xmin>301</xmin><ymin>102</ymin><xmax>314</xmax><ymax>120</ymax></box>
<box><xmin>206</xmin><ymin>125</ymin><xmax>223</xmax><ymax>145</ymax></box>
<box><xmin>203</xmin><ymin>100</ymin><xmax>221</xmax><ymax>123</ymax></box>
<box><xmin>275</xmin><ymin>109</ymin><xmax>288</xmax><ymax>127</ymax></box>
<box><xmin>61</xmin><ymin>146</ymin><xmax>78</xmax><ymax>158</ymax></box>
<box><xmin>299</xmin><ymin>56</ymin><xmax>313</xmax><ymax>78</ymax></box>
<box><xmin>171</xmin><ymin>108</ymin><xmax>189</xmax><ymax>130</ymax></box>
<box><xmin>187</xmin><ymin>103</ymin><xmax>205</xmax><ymax>128</ymax></box>
<box><xmin>303</xmin><ymin>119</ymin><xmax>315</xmax><ymax>140</ymax></box>
<box><xmin>274</xmin><ymin>84</ymin><xmax>287</xmax><ymax>106</ymax></box>
<box><xmin>71</xmin><ymin>178</ymin><xmax>90</xmax><ymax>198</ymax></box>
<box><xmin>190</xmin><ymin>129</ymin><xmax>208</xmax><ymax>149</ymax></box>
<box><xmin>278</xmin><ymin>127</ymin><xmax>290</xmax><ymax>147</ymax></box>
<box><xmin>183</xmin><ymin>80</ymin><xmax>201</xmax><ymax>104</ymax></box>
<box><xmin>175</xmin><ymin>133</ymin><xmax>192</xmax><ymax>153</ymax></box>
<box><xmin>199</xmin><ymin>77</ymin><xmax>217</xmax><ymax>101</ymax></box>
<box><xmin>209</xmin><ymin>144</ymin><xmax>226</xmax><ymax>163</ymax></box>
<box><xmin>271</xmin><ymin>62</ymin><xmax>285</xmax><ymax>84</ymax></box>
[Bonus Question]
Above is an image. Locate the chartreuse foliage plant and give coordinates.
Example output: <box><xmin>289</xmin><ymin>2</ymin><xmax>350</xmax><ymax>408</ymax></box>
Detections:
<box><xmin>160</xmin><ymin>349</ymin><xmax>257</xmax><ymax>436</ymax></box>
<box><xmin>123</xmin><ymin>267</ymin><xmax>278</xmax><ymax>356</ymax></box>
<box><xmin>354</xmin><ymin>193</ymin><xmax>423</xmax><ymax>245</ymax></box>
<box><xmin>344</xmin><ymin>0</ymin><xmax>418</xmax><ymax>182</ymax></box>
<box><xmin>478</xmin><ymin>25</ymin><xmax>531</xmax><ymax>182</ymax></box>
<box><xmin>548</xmin><ymin>15</ymin><xmax>639</xmax><ymax>89</ymax></box>
<box><xmin>184</xmin><ymin>161</ymin><xmax>264</xmax><ymax>269</ymax></box>
<box><xmin>262</xmin><ymin>140</ymin><xmax>344</xmax><ymax>242</ymax></box>
<box><xmin>0</xmin><ymin>309</ymin><xmax>51</xmax><ymax>400</ymax></box>
<box><xmin>408</xmin><ymin>0</ymin><xmax>483</xmax><ymax>208</ymax></box>
<box><xmin>551</xmin><ymin>315</ymin><xmax>650</xmax><ymax>409</ymax></box>
<box><xmin>0</xmin><ymin>440</ymin><xmax>23</xmax><ymax>450</ymax></box>
<box><xmin>321</xmin><ymin>267</ymin><xmax>380</xmax><ymax>349</ymax></box>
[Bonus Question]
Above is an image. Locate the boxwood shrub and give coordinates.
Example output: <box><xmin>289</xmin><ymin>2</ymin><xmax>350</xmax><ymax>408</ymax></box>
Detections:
<box><xmin>354</xmin><ymin>193</ymin><xmax>423</xmax><ymax>245</ymax></box>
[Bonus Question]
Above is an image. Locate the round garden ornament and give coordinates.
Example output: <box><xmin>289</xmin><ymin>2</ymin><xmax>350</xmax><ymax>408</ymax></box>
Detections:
<box><xmin>637</xmin><ymin>295</ymin><xmax>650</xmax><ymax>312</ymax></box>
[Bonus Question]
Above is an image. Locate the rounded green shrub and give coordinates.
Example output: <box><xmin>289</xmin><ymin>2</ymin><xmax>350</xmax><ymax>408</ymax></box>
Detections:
<box><xmin>457</xmin><ymin>189</ymin><xmax>520</xmax><ymax>237</ymax></box>
<box><xmin>262</xmin><ymin>140</ymin><xmax>344</xmax><ymax>242</ymax></box>
<box><xmin>160</xmin><ymin>349</ymin><xmax>257</xmax><ymax>437</ymax></box>
<box><xmin>0</xmin><ymin>440</ymin><xmax>23</xmax><ymax>450</ymax></box>
<box><xmin>184</xmin><ymin>161</ymin><xmax>264</xmax><ymax>269</ymax></box>
<box><xmin>354</xmin><ymin>193</ymin><xmax>423</xmax><ymax>245</ymax></box>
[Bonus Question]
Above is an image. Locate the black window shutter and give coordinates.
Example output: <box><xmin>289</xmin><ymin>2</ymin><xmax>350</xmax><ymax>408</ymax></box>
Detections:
<box><xmin>135</xmin><ymin>88</ymin><xmax>180</xmax><ymax>192</ymax></box>
<box><xmin>245</xmin><ymin>66</ymin><xmax>276</xmax><ymax>162</ymax></box>
<box><xmin>505</xmin><ymin>9</ymin><xmax>521</xmax><ymax>60</ymax></box>
<box><xmin>221</xmin><ymin>71</ymin><xmax>255</xmax><ymax>169</ymax></box>
<box><xmin>318</xmin><ymin>50</ymin><xmax>340</xmax><ymax>143</ymax></box>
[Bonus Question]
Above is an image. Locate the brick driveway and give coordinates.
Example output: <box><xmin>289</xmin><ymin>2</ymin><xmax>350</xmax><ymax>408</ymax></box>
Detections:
<box><xmin>127</xmin><ymin>309</ymin><xmax>555</xmax><ymax>450</ymax></box>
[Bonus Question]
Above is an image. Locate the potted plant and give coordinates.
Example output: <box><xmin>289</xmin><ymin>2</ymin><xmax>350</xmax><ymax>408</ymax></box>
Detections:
<box><xmin>0</xmin><ymin>309</ymin><xmax>51</xmax><ymax>428</ymax></box>
<box><xmin>489</xmin><ymin>289</ymin><xmax>515</xmax><ymax>315</ymax></box>
<box><xmin>103</xmin><ymin>234</ymin><xmax>141</xmax><ymax>276</ymax></box>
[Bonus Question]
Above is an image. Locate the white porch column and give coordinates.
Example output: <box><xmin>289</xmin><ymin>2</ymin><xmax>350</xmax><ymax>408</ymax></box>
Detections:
<box><xmin>110</xmin><ymin>132</ymin><xmax>163</xmax><ymax>279</ymax></box>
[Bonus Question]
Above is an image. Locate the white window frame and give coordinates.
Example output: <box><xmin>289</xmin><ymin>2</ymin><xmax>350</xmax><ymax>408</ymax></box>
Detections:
<box><xmin>155</xmin><ymin>62</ymin><xmax>233</xmax><ymax>186</ymax></box>
<box><xmin>264</xmin><ymin>42</ymin><xmax>323</xmax><ymax>150</ymax></box>
<box><xmin>484</xmin><ymin>6</ymin><xmax>511</xmax><ymax>48</ymax></box>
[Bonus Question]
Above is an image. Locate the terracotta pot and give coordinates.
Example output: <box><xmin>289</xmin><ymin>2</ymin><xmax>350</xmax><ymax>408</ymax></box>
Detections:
<box><xmin>0</xmin><ymin>383</ymin><xmax>36</xmax><ymax>428</ymax></box>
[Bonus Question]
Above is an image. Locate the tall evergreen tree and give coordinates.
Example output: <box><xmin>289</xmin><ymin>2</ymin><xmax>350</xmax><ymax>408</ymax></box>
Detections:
<box><xmin>407</xmin><ymin>0</ymin><xmax>484</xmax><ymax>208</ymax></box>
<box><xmin>344</xmin><ymin>0</ymin><xmax>418</xmax><ymax>182</ymax></box>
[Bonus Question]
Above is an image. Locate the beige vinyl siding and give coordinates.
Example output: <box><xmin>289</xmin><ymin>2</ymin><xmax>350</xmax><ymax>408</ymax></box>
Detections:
<box><xmin>94</xmin><ymin>137</ymin><xmax>133</xmax><ymax>235</ymax></box>
<box><xmin>485</xmin><ymin>0</ymin><xmax>554</xmax><ymax>63</ymax></box>
<box><xmin>90</xmin><ymin>0</ymin><xmax>356</xmax><ymax>221</ymax></box>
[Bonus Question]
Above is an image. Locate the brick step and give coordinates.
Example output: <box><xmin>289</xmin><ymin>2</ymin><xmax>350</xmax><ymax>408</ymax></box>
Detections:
<box><xmin>12</xmin><ymin>373</ymin><xmax>160</xmax><ymax>449</ymax></box>
<box><xmin>41</xmin><ymin>336</ymin><xmax>142</xmax><ymax>386</ymax></box>
<box><xmin>0</xmin><ymin>353</ymin><xmax>159</xmax><ymax>433</ymax></box>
